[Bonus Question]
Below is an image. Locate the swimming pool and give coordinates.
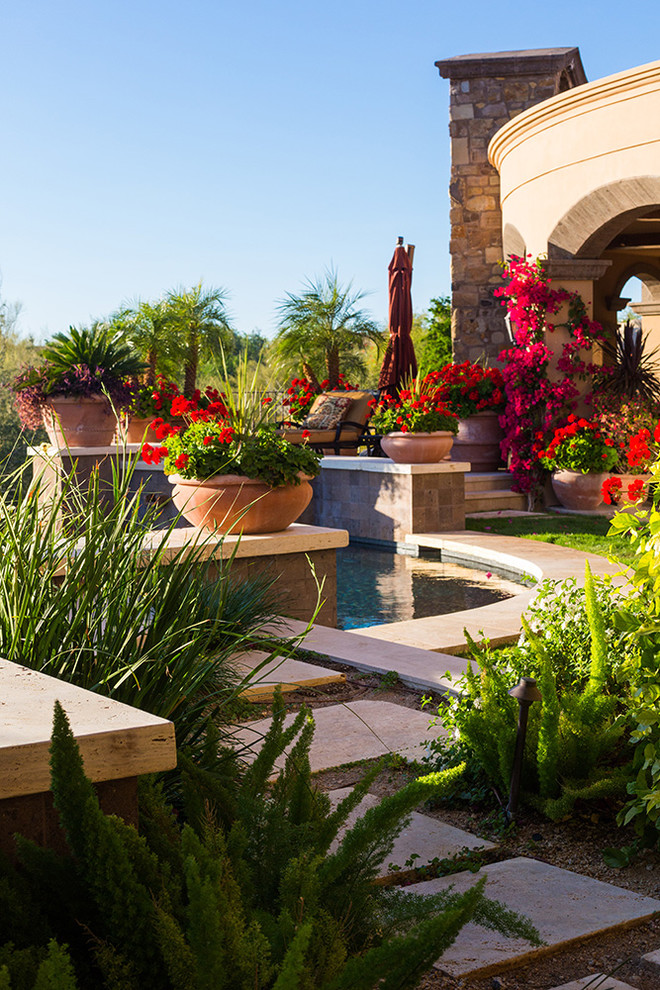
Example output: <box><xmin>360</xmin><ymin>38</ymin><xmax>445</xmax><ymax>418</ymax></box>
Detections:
<box><xmin>336</xmin><ymin>543</ymin><xmax>523</xmax><ymax>630</ymax></box>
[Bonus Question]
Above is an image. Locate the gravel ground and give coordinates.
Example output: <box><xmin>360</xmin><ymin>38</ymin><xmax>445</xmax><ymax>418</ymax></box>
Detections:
<box><xmin>250</xmin><ymin>663</ymin><xmax>660</xmax><ymax>990</ymax></box>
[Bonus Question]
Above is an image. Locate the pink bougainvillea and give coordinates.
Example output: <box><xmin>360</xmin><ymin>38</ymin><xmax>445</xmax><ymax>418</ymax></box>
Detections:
<box><xmin>495</xmin><ymin>256</ymin><xmax>604</xmax><ymax>500</ymax></box>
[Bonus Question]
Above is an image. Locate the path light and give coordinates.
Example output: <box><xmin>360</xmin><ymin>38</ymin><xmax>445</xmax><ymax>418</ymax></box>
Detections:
<box><xmin>506</xmin><ymin>676</ymin><xmax>542</xmax><ymax>822</ymax></box>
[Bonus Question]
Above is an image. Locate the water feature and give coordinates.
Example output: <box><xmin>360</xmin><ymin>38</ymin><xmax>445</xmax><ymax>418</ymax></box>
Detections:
<box><xmin>336</xmin><ymin>543</ymin><xmax>523</xmax><ymax>630</ymax></box>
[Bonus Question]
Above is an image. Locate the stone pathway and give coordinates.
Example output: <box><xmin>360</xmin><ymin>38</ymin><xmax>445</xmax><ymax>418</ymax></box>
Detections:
<box><xmin>235</xmin><ymin>650</ymin><xmax>345</xmax><ymax>701</ymax></box>
<box><xmin>327</xmin><ymin>786</ymin><xmax>496</xmax><ymax>878</ymax></box>
<box><xmin>232</xmin><ymin>699</ymin><xmax>441</xmax><ymax>774</ymax></box>
<box><xmin>235</xmin><ymin>531</ymin><xmax>658</xmax><ymax>986</ymax></box>
<box><xmin>409</xmin><ymin>857</ymin><xmax>660</xmax><ymax>979</ymax></box>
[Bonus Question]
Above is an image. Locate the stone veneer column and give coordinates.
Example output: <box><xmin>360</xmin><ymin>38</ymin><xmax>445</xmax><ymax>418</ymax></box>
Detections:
<box><xmin>435</xmin><ymin>49</ymin><xmax>587</xmax><ymax>364</ymax></box>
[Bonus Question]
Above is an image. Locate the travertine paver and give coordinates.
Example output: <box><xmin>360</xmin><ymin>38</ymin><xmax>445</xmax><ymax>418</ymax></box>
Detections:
<box><xmin>641</xmin><ymin>946</ymin><xmax>660</xmax><ymax>968</ymax></box>
<box><xmin>550</xmin><ymin>977</ymin><xmax>640</xmax><ymax>990</ymax></box>
<box><xmin>232</xmin><ymin>700</ymin><xmax>441</xmax><ymax>773</ymax></box>
<box><xmin>409</xmin><ymin>857</ymin><xmax>660</xmax><ymax>978</ymax></box>
<box><xmin>234</xmin><ymin>651</ymin><xmax>344</xmax><ymax>701</ymax></box>
<box><xmin>264</xmin><ymin>617</ymin><xmax>466</xmax><ymax>694</ymax></box>
<box><xmin>327</xmin><ymin>787</ymin><xmax>496</xmax><ymax>877</ymax></box>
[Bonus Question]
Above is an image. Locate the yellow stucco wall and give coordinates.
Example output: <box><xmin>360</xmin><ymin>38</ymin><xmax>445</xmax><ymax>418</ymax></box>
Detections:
<box><xmin>488</xmin><ymin>59</ymin><xmax>660</xmax><ymax>258</ymax></box>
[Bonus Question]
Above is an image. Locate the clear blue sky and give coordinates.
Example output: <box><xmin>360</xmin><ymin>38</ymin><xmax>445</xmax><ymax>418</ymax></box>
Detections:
<box><xmin>2</xmin><ymin>1</ymin><xmax>658</xmax><ymax>342</ymax></box>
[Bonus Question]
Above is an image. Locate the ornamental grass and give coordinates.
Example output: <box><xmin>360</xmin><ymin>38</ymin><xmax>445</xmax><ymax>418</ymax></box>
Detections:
<box><xmin>0</xmin><ymin>453</ymin><xmax>299</xmax><ymax>750</ymax></box>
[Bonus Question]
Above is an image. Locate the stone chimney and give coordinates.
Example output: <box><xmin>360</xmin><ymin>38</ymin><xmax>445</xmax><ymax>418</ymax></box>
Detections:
<box><xmin>435</xmin><ymin>48</ymin><xmax>587</xmax><ymax>363</ymax></box>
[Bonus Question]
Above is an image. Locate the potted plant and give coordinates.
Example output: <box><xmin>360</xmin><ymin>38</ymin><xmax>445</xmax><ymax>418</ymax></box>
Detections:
<box><xmin>593</xmin><ymin>394</ymin><xmax>660</xmax><ymax>505</ymax></box>
<box><xmin>538</xmin><ymin>416</ymin><xmax>619</xmax><ymax>511</ymax></box>
<box><xmin>13</xmin><ymin>325</ymin><xmax>143</xmax><ymax>447</ymax></box>
<box><xmin>368</xmin><ymin>377</ymin><xmax>458</xmax><ymax>463</ymax></box>
<box><xmin>118</xmin><ymin>375</ymin><xmax>182</xmax><ymax>442</ymax></box>
<box><xmin>429</xmin><ymin>361</ymin><xmax>507</xmax><ymax>471</ymax></box>
<box><xmin>282</xmin><ymin>372</ymin><xmax>358</xmax><ymax>424</ymax></box>
<box><xmin>142</xmin><ymin>392</ymin><xmax>322</xmax><ymax>533</ymax></box>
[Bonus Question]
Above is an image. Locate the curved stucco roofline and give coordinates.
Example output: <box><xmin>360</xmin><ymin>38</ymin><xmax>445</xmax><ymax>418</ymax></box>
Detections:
<box><xmin>488</xmin><ymin>57</ymin><xmax>660</xmax><ymax>171</ymax></box>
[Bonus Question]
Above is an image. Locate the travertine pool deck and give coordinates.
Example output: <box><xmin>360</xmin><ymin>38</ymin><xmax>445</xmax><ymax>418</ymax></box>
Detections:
<box><xmin>344</xmin><ymin>530</ymin><xmax>626</xmax><ymax>656</ymax></box>
<box><xmin>272</xmin><ymin>531</ymin><xmax>627</xmax><ymax>691</ymax></box>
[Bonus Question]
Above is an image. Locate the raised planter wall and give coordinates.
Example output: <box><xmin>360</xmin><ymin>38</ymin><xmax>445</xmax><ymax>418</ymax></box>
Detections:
<box><xmin>298</xmin><ymin>457</ymin><xmax>470</xmax><ymax>546</ymax></box>
<box><xmin>153</xmin><ymin>524</ymin><xmax>348</xmax><ymax>627</ymax></box>
<box><xmin>0</xmin><ymin>659</ymin><xmax>177</xmax><ymax>858</ymax></box>
<box><xmin>29</xmin><ymin>446</ymin><xmax>347</xmax><ymax>627</ymax></box>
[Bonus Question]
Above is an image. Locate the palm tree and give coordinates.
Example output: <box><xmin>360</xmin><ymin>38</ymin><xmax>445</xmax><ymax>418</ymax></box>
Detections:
<box><xmin>166</xmin><ymin>282</ymin><xmax>233</xmax><ymax>396</ymax></box>
<box><xmin>112</xmin><ymin>299</ymin><xmax>176</xmax><ymax>385</ymax></box>
<box><xmin>274</xmin><ymin>270</ymin><xmax>384</xmax><ymax>389</ymax></box>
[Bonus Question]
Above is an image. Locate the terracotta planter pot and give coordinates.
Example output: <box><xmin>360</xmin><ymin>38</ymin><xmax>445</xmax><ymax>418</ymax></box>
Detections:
<box><xmin>450</xmin><ymin>411</ymin><xmax>504</xmax><ymax>472</ymax></box>
<box><xmin>115</xmin><ymin>416</ymin><xmax>157</xmax><ymax>444</ymax></box>
<box><xmin>608</xmin><ymin>472</ymin><xmax>653</xmax><ymax>505</ymax></box>
<box><xmin>380</xmin><ymin>431</ymin><xmax>454</xmax><ymax>464</ymax></box>
<box><xmin>168</xmin><ymin>473</ymin><xmax>313</xmax><ymax>534</ymax></box>
<box><xmin>42</xmin><ymin>396</ymin><xmax>118</xmax><ymax>448</ymax></box>
<box><xmin>551</xmin><ymin>470</ymin><xmax>609</xmax><ymax>511</ymax></box>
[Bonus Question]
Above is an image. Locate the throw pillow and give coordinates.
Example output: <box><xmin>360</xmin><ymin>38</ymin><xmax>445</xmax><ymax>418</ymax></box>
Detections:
<box><xmin>303</xmin><ymin>394</ymin><xmax>352</xmax><ymax>430</ymax></box>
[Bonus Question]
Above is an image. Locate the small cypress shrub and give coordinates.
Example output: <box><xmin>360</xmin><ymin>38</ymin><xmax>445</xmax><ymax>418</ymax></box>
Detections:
<box><xmin>0</xmin><ymin>699</ymin><xmax>539</xmax><ymax>989</ymax></box>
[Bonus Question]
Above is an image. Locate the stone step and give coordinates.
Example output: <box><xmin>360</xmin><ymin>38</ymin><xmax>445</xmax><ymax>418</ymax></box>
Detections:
<box><xmin>327</xmin><ymin>786</ymin><xmax>496</xmax><ymax>877</ymax></box>
<box><xmin>235</xmin><ymin>651</ymin><xmax>345</xmax><ymax>701</ymax></box>
<box><xmin>232</xmin><ymin>700</ymin><xmax>441</xmax><ymax>775</ymax></box>
<box><xmin>551</xmin><ymin>977</ymin><xmax>641</xmax><ymax>990</ymax></box>
<box><xmin>409</xmin><ymin>857</ymin><xmax>660</xmax><ymax>979</ymax></box>
<box><xmin>465</xmin><ymin>489</ymin><xmax>528</xmax><ymax>513</ymax></box>
<box><xmin>464</xmin><ymin>471</ymin><xmax>517</xmax><ymax>493</ymax></box>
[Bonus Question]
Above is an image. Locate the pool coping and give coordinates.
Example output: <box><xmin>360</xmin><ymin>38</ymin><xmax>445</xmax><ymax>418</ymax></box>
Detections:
<box><xmin>272</xmin><ymin>530</ymin><xmax>628</xmax><ymax>695</ymax></box>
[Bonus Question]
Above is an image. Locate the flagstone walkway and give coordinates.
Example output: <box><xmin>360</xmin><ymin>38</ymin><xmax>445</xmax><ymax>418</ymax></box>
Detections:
<box><xmin>236</xmin><ymin>531</ymin><xmax>660</xmax><ymax>987</ymax></box>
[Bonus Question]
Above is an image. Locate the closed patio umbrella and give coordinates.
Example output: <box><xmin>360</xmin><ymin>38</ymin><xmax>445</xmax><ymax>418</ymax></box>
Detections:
<box><xmin>378</xmin><ymin>237</ymin><xmax>417</xmax><ymax>396</ymax></box>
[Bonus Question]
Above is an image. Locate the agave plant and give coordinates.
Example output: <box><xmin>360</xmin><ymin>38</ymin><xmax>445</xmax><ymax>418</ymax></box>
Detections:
<box><xmin>598</xmin><ymin>320</ymin><xmax>660</xmax><ymax>404</ymax></box>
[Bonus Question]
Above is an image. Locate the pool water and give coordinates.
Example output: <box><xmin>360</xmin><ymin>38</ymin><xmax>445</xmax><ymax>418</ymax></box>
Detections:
<box><xmin>336</xmin><ymin>544</ymin><xmax>522</xmax><ymax>630</ymax></box>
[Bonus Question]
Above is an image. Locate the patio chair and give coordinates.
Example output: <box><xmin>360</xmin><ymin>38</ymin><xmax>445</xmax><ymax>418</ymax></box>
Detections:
<box><xmin>276</xmin><ymin>390</ymin><xmax>381</xmax><ymax>456</ymax></box>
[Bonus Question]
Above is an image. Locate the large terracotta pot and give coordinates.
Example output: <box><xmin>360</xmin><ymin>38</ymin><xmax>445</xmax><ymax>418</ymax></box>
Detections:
<box><xmin>380</xmin><ymin>431</ymin><xmax>454</xmax><ymax>464</ymax></box>
<box><xmin>450</xmin><ymin>411</ymin><xmax>504</xmax><ymax>472</ymax></box>
<box><xmin>608</xmin><ymin>472</ymin><xmax>653</xmax><ymax>505</ymax></box>
<box><xmin>551</xmin><ymin>470</ymin><xmax>609</xmax><ymax>511</ymax></box>
<box><xmin>116</xmin><ymin>416</ymin><xmax>156</xmax><ymax>444</ymax></box>
<box><xmin>168</xmin><ymin>473</ymin><xmax>313</xmax><ymax>534</ymax></box>
<box><xmin>42</xmin><ymin>396</ymin><xmax>117</xmax><ymax>448</ymax></box>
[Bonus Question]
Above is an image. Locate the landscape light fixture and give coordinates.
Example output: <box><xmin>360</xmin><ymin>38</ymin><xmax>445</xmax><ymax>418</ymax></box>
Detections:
<box><xmin>506</xmin><ymin>676</ymin><xmax>542</xmax><ymax>822</ymax></box>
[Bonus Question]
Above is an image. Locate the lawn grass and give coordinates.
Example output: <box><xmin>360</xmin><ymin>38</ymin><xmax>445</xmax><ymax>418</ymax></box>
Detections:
<box><xmin>466</xmin><ymin>512</ymin><xmax>636</xmax><ymax>564</ymax></box>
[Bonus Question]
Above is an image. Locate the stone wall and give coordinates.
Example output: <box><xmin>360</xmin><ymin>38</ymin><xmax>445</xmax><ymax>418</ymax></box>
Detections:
<box><xmin>215</xmin><ymin>548</ymin><xmax>338</xmax><ymax>627</ymax></box>
<box><xmin>299</xmin><ymin>459</ymin><xmax>468</xmax><ymax>545</ymax></box>
<box><xmin>435</xmin><ymin>49</ymin><xmax>587</xmax><ymax>364</ymax></box>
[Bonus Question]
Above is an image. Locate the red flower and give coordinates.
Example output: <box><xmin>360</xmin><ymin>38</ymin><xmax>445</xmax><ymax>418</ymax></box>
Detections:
<box><xmin>628</xmin><ymin>479</ymin><xmax>646</xmax><ymax>502</ymax></box>
<box><xmin>601</xmin><ymin>476</ymin><xmax>622</xmax><ymax>505</ymax></box>
<box><xmin>174</xmin><ymin>453</ymin><xmax>189</xmax><ymax>471</ymax></box>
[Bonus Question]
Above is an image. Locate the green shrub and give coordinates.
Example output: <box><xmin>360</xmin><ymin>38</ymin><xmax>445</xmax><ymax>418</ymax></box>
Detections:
<box><xmin>0</xmin><ymin>702</ymin><xmax>540</xmax><ymax>990</ymax></box>
<box><xmin>609</xmin><ymin>494</ymin><xmax>660</xmax><ymax>843</ymax></box>
<box><xmin>434</xmin><ymin>564</ymin><xmax>630</xmax><ymax>819</ymax></box>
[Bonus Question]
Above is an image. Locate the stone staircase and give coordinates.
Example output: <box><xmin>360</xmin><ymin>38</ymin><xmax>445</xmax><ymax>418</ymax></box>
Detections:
<box><xmin>464</xmin><ymin>470</ymin><xmax>528</xmax><ymax>514</ymax></box>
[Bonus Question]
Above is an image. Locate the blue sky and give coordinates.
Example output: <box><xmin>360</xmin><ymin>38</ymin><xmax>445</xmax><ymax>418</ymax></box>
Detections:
<box><xmin>2</xmin><ymin>1</ymin><xmax>659</xmax><ymax>342</ymax></box>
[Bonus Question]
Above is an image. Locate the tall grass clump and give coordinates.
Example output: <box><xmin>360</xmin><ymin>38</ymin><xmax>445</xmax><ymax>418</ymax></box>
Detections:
<box><xmin>0</xmin><ymin>452</ymin><xmax>296</xmax><ymax>749</ymax></box>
